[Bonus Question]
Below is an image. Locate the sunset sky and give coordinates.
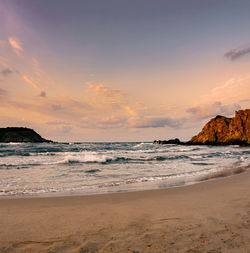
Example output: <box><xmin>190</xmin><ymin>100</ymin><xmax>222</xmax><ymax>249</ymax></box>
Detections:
<box><xmin>0</xmin><ymin>0</ymin><xmax>250</xmax><ymax>141</ymax></box>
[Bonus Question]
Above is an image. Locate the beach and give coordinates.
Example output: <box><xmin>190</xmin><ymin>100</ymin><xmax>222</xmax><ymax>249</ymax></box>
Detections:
<box><xmin>1</xmin><ymin>170</ymin><xmax>250</xmax><ymax>253</ymax></box>
<box><xmin>1</xmin><ymin>0</ymin><xmax>250</xmax><ymax>252</ymax></box>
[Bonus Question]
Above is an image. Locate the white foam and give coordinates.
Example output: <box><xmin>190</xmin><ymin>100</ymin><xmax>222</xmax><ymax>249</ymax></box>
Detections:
<box><xmin>8</xmin><ymin>142</ymin><xmax>24</xmax><ymax>145</ymax></box>
<box><xmin>62</xmin><ymin>152</ymin><xmax>112</xmax><ymax>163</ymax></box>
<box><xmin>1</xmin><ymin>143</ymin><xmax>249</xmax><ymax>198</ymax></box>
<box><xmin>133</xmin><ymin>142</ymin><xmax>152</xmax><ymax>148</ymax></box>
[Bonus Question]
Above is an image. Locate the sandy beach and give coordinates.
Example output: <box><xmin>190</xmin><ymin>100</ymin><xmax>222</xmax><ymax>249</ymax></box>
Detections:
<box><xmin>1</xmin><ymin>0</ymin><xmax>250</xmax><ymax>252</ymax></box>
<box><xmin>0</xmin><ymin>171</ymin><xmax>250</xmax><ymax>253</ymax></box>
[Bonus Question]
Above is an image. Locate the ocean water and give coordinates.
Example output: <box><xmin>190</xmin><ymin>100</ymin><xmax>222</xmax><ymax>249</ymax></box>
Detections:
<box><xmin>0</xmin><ymin>142</ymin><xmax>249</xmax><ymax>197</ymax></box>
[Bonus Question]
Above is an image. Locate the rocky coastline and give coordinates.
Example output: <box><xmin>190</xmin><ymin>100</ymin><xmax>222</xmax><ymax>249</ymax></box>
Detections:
<box><xmin>154</xmin><ymin>109</ymin><xmax>250</xmax><ymax>146</ymax></box>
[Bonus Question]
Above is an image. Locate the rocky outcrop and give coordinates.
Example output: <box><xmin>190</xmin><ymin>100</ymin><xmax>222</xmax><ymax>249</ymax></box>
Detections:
<box><xmin>0</xmin><ymin>127</ymin><xmax>52</xmax><ymax>143</ymax></box>
<box><xmin>189</xmin><ymin>109</ymin><xmax>250</xmax><ymax>145</ymax></box>
<box><xmin>153</xmin><ymin>138</ymin><xmax>183</xmax><ymax>145</ymax></box>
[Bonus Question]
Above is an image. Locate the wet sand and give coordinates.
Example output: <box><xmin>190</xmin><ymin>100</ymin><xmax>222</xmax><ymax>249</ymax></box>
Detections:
<box><xmin>0</xmin><ymin>171</ymin><xmax>250</xmax><ymax>253</ymax></box>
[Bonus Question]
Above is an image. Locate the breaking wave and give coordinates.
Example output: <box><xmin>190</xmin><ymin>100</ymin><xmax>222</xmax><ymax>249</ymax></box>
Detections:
<box><xmin>0</xmin><ymin>142</ymin><xmax>249</xmax><ymax>197</ymax></box>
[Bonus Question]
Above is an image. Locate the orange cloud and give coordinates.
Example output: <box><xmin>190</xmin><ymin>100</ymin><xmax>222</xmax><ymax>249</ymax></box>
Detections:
<box><xmin>97</xmin><ymin>115</ymin><xmax>128</xmax><ymax>128</ymax></box>
<box><xmin>32</xmin><ymin>58</ymin><xmax>43</xmax><ymax>78</ymax></box>
<box><xmin>22</xmin><ymin>75</ymin><xmax>39</xmax><ymax>89</ymax></box>
<box><xmin>187</xmin><ymin>102</ymin><xmax>241</xmax><ymax>120</ymax></box>
<box><xmin>85</xmin><ymin>82</ymin><xmax>127</xmax><ymax>109</ymax></box>
<box><xmin>125</xmin><ymin>106</ymin><xmax>138</xmax><ymax>117</ymax></box>
<box><xmin>128</xmin><ymin>116</ymin><xmax>185</xmax><ymax>128</ymax></box>
<box><xmin>8</xmin><ymin>37</ymin><xmax>23</xmax><ymax>56</ymax></box>
<box><xmin>1</xmin><ymin>80</ymin><xmax>188</xmax><ymax>134</ymax></box>
<box><xmin>202</xmin><ymin>75</ymin><xmax>250</xmax><ymax>105</ymax></box>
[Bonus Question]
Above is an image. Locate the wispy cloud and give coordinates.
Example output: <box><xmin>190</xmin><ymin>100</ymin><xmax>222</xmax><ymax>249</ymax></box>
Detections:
<box><xmin>97</xmin><ymin>116</ymin><xmax>128</xmax><ymax>128</ymax></box>
<box><xmin>200</xmin><ymin>74</ymin><xmax>250</xmax><ymax>107</ymax></box>
<box><xmin>32</xmin><ymin>58</ymin><xmax>42</xmax><ymax>77</ymax></box>
<box><xmin>224</xmin><ymin>45</ymin><xmax>250</xmax><ymax>61</ymax></box>
<box><xmin>0</xmin><ymin>67</ymin><xmax>18</xmax><ymax>77</ymax></box>
<box><xmin>85</xmin><ymin>82</ymin><xmax>127</xmax><ymax>109</ymax></box>
<box><xmin>0</xmin><ymin>80</ymin><xmax>188</xmax><ymax>137</ymax></box>
<box><xmin>128</xmin><ymin>117</ymin><xmax>185</xmax><ymax>128</ymax></box>
<box><xmin>8</xmin><ymin>37</ymin><xmax>23</xmax><ymax>56</ymax></box>
<box><xmin>186</xmin><ymin>101</ymin><xmax>241</xmax><ymax>120</ymax></box>
<box><xmin>1</xmin><ymin>68</ymin><xmax>13</xmax><ymax>76</ymax></box>
<box><xmin>22</xmin><ymin>75</ymin><xmax>39</xmax><ymax>89</ymax></box>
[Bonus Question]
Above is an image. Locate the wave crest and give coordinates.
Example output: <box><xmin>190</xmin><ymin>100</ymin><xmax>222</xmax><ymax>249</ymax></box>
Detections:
<box><xmin>63</xmin><ymin>153</ymin><xmax>112</xmax><ymax>164</ymax></box>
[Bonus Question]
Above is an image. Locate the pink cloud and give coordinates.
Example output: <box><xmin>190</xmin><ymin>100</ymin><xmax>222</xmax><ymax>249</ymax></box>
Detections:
<box><xmin>225</xmin><ymin>45</ymin><xmax>250</xmax><ymax>60</ymax></box>
<box><xmin>8</xmin><ymin>37</ymin><xmax>23</xmax><ymax>56</ymax></box>
<box><xmin>22</xmin><ymin>75</ymin><xmax>39</xmax><ymax>89</ymax></box>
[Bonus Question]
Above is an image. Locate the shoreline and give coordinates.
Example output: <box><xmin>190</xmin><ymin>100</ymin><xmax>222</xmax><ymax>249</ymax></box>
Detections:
<box><xmin>1</xmin><ymin>163</ymin><xmax>249</xmax><ymax>200</ymax></box>
<box><xmin>1</xmin><ymin>169</ymin><xmax>250</xmax><ymax>252</ymax></box>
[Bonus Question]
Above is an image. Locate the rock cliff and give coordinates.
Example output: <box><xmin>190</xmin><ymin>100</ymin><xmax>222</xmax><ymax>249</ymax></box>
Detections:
<box><xmin>189</xmin><ymin>109</ymin><xmax>250</xmax><ymax>145</ymax></box>
<box><xmin>0</xmin><ymin>127</ymin><xmax>52</xmax><ymax>143</ymax></box>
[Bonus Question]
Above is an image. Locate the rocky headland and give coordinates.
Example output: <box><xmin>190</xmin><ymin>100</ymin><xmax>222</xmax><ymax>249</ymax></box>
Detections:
<box><xmin>0</xmin><ymin>127</ymin><xmax>52</xmax><ymax>143</ymax></box>
<box><xmin>154</xmin><ymin>109</ymin><xmax>250</xmax><ymax>146</ymax></box>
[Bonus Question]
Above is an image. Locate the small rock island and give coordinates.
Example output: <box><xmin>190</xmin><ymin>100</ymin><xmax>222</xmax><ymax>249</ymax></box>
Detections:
<box><xmin>0</xmin><ymin>127</ymin><xmax>52</xmax><ymax>143</ymax></box>
<box><xmin>154</xmin><ymin>109</ymin><xmax>250</xmax><ymax>146</ymax></box>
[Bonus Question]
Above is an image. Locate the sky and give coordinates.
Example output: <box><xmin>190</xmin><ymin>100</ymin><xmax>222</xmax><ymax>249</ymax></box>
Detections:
<box><xmin>0</xmin><ymin>0</ymin><xmax>250</xmax><ymax>142</ymax></box>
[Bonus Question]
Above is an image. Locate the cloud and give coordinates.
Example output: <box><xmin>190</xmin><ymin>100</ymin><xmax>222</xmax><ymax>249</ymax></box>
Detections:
<box><xmin>8</xmin><ymin>37</ymin><xmax>23</xmax><ymax>56</ymax></box>
<box><xmin>31</xmin><ymin>58</ymin><xmax>56</xmax><ymax>86</ymax></box>
<box><xmin>211</xmin><ymin>76</ymin><xmax>249</xmax><ymax>94</ymax></box>
<box><xmin>34</xmin><ymin>97</ymin><xmax>92</xmax><ymax>123</ymax></box>
<box><xmin>1</xmin><ymin>68</ymin><xmax>13</xmax><ymax>76</ymax></box>
<box><xmin>224</xmin><ymin>45</ymin><xmax>250</xmax><ymax>61</ymax></box>
<box><xmin>0</xmin><ymin>68</ymin><xmax>18</xmax><ymax>77</ymax></box>
<box><xmin>51</xmin><ymin>104</ymin><xmax>63</xmax><ymax>111</ymax></box>
<box><xmin>85</xmin><ymin>82</ymin><xmax>127</xmax><ymax>109</ymax></box>
<box><xmin>39</xmin><ymin>91</ymin><xmax>46</xmax><ymax>97</ymax></box>
<box><xmin>187</xmin><ymin>102</ymin><xmax>241</xmax><ymax>119</ymax></box>
<box><xmin>129</xmin><ymin>117</ymin><xmax>185</xmax><ymax>128</ymax></box>
<box><xmin>201</xmin><ymin>75</ymin><xmax>250</xmax><ymax>106</ymax></box>
<box><xmin>32</xmin><ymin>58</ymin><xmax>42</xmax><ymax>77</ymax></box>
<box><xmin>96</xmin><ymin>116</ymin><xmax>128</xmax><ymax>128</ymax></box>
<box><xmin>125</xmin><ymin>103</ymin><xmax>148</xmax><ymax>117</ymax></box>
<box><xmin>22</xmin><ymin>75</ymin><xmax>39</xmax><ymax>89</ymax></box>
<box><xmin>0</xmin><ymin>80</ymin><xmax>187</xmax><ymax>135</ymax></box>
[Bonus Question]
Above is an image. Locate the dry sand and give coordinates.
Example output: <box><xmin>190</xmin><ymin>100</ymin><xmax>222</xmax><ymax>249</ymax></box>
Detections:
<box><xmin>0</xmin><ymin>171</ymin><xmax>250</xmax><ymax>253</ymax></box>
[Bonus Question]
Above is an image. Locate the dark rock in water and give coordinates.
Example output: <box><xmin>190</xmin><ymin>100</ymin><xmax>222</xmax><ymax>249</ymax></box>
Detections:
<box><xmin>153</xmin><ymin>138</ymin><xmax>183</xmax><ymax>145</ymax></box>
<box><xmin>188</xmin><ymin>109</ymin><xmax>250</xmax><ymax>146</ymax></box>
<box><xmin>0</xmin><ymin>127</ymin><xmax>52</xmax><ymax>143</ymax></box>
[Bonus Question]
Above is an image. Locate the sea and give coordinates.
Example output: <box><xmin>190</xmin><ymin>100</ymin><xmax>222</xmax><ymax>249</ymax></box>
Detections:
<box><xmin>0</xmin><ymin>142</ymin><xmax>249</xmax><ymax>198</ymax></box>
